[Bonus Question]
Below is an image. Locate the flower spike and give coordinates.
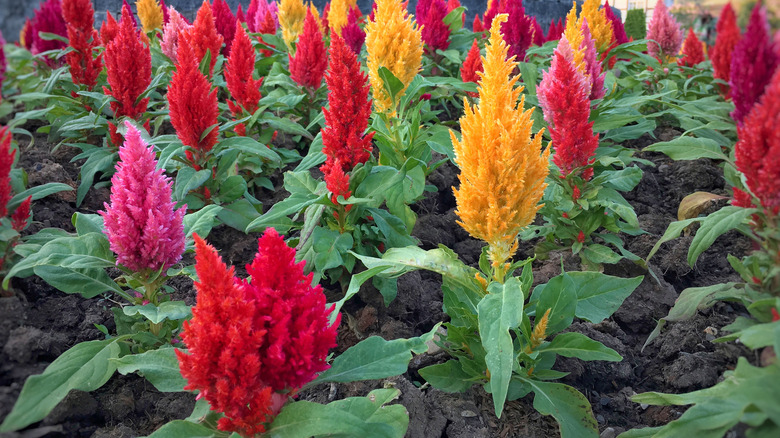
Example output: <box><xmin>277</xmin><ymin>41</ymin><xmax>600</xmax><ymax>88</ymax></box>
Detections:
<box><xmin>711</xmin><ymin>3</ymin><xmax>740</xmax><ymax>97</ymax></box>
<box><xmin>289</xmin><ymin>9</ymin><xmax>327</xmax><ymax>91</ymax></box>
<box><xmin>62</xmin><ymin>0</ymin><xmax>103</xmax><ymax>90</ymax></box>
<box><xmin>646</xmin><ymin>0</ymin><xmax>682</xmax><ymax>60</ymax></box>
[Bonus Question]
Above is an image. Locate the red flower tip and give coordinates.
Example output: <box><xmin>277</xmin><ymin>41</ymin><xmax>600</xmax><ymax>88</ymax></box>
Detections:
<box><xmin>100</xmin><ymin>11</ymin><xmax>119</xmax><ymax>45</ymax></box>
<box><xmin>289</xmin><ymin>9</ymin><xmax>327</xmax><ymax>91</ymax></box>
<box><xmin>417</xmin><ymin>0</ymin><xmax>451</xmax><ymax>54</ymax></box>
<box><xmin>28</xmin><ymin>0</ymin><xmax>68</xmax><ymax>66</ymax></box>
<box><xmin>531</xmin><ymin>17</ymin><xmax>544</xmax><ymax>47</ymax></box>
<box><xmin>577</xmin><ymin>230</ymin><xmax>585</xmax><ymax>243</ymax></box>
<box><xmin>212</xmin><ymin>0</ymin><xmax>237</xmax><ymax>54</ymax></box>
<box><xmin>772</xmin><ymin>308</ymin><xmax>780</xmax><ymax>321</ymax></box>
<box><xmin>186</xmin><ymin>0</ymin><xmax>224</xmax><ymax>76</ymax></box>
<box><xmin>225</xmin><ymin>22</ymin><xmax>262</xmax><ymax>116</ymax></box>
<box><xmin>678</xmin><ymin>28</ymin><xmax>705</xmax><ymax>67</ymax></box>
<box><xmin>236</xmin><ymin>3</ymin><xmax>246</xmax><ymax>24</ymax></box>
<box><xmin>257</xmin><ymin>10</ymin><xmax>277</xmax><ymax>57</ymax></box>
<box><xmin>711</xmin><ymin>2</ymin><xmax>740</xmax><ymax>97</ymax></box>
<box><xmin>731</xmin><ymin>187</ymin><xmax>753</xmax><ymax>208</ymax></box>
<box><xmin>572</xmin><ymin>185</ymin><xmax>581</xmax><ymax>201</ymax></box>
<box><xmin>603</xmin><ymin>0</ymin><xmax>628</xmax><ymax>45</ymax></box>
<box><xmin>0</xmin><ymin>127</ymin><xmax>15</xmax><ymax>218</ymax></box>
<box><xmin>63</xmin><ymin>0</ymin><xmax>103</xmax><ymax>90</ymax></box>
<box><xmin>460</xmin><ymin>39</ymin><xmax>483</xmax><ymax>98</ymax></box>
<box><xmin>11</xmin><ymin>196</ymin><xmax>32</xmax><ymax>232</ymax></box>
<box><xmin>473</xmin><ymin>15</ymin><xmax>484</xmax><ymax>33</ymax></box>
<box><xmin>499</xmin><ymin>0</ymin><xmax>533</xmax><ymax>61</ymax></box>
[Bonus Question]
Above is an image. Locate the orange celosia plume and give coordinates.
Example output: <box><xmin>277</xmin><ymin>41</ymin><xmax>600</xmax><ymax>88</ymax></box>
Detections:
<box><xmin>183</xmin><ymin>1</ymin><xmax>224</xmax><ymax>76</ymax></box>
<box><xmin>450</xmin><ymin>14</ymin><xmax>550</xmax><ymax>267</ymax></box>
<box><xmin>580</xmin><ymin>0</ymin><xmax>613</xmax><ymax>51</ymax></box>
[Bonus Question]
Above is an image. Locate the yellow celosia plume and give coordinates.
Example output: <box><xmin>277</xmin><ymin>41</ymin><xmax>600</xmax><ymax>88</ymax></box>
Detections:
<box><xmin>329</xmin><ymin>0</ymin><xmax>357</xmax><ymax>36</ymax></box>
<box><xmin>450</xmin><ymin>14</ymin><xmax>550</xmax><ymax>268</ymax></box>
<box><xmin>279</xmin><ymin>0</ymin><xmax>307</xmax><ymax>49</ymax></box>
<box><xmin>308</xmin><ymin>3</ymin><xmax>326</xmax><ymax>35</ymax></box>
<box><xmin>563</xmin><ymin>2</ymin><xmax>585</xmax><ymax>72</ymax></box>
<box><xmin>136</xmin><ymin>0</ymin><xmax>164</xmax><ymax>32</ymax></box>
<box><xmin>581</xmin><ymin>0</ymin><xmax>614</xmax><ymax>51</ymax></box>
<box><xmin>365</xmin><ymin>0</ymin><xmax>423</xmax><ymax>113</ymax></box>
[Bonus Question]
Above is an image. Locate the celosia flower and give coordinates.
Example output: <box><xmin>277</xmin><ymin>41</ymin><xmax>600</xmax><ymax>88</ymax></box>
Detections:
<box><xmin>581</xmin><ymin>20</ymin><xmax>605</xmax><ymax>100</ymax></box>
<box><xmin>161</xmin><ymin>6</ymin><xmax>192</xmax><ymax>63</ymax></box>
<box><xmin>498</xmin><ymin>0</ymin><xmax>533</xmax><ymax>62</ymax></box>
<box><xmin>322</xmin><ymin>159</ymin><xmax>352</xmax><ymax>206</ymax></box>
<box><xmin>711</xmin><ymin>3</ymin><xmax>740</xmax><ymax>97</ymax></box>
<box><xmin>168</xmin><ymin>36</ymin><xmax>220</xmax><ymax>167</ymax></box>
<box><xmin>563</xmin><ymin>2</ymin><xmax>585</xmax><ymax>71</ymax></box>
<box><xmin>278</xmin><ymin>0</ymin><xmax>307</xmax><ymax>48</ymax></box>
<box><xmin>29</xmin><ymin>0</ymin><xmax>68</xmax><ymax>66</ymax></box>
<box><xmin>100</xmin><ymin>122</ymin><xmax>185</xmax><ymax>272</ymax></box>
<box><xmin>451</xmin><ymin>14</ymin><xmax>550</xmax><ymax>267</ymax></box>
<box><xmin>62</xmin><ymin>0</ymin><xmax>102</xmax><ymax>90</ymax></box>
<box><xmin>160</xmin><ymin>0</ymin><xmax>170</xmax><ymax>23</ymax></box>
<box><xmin>0</xmin><ymin>126</ymin><xmax>14</xmax><ymax>218</ymax></box>
<box><xmin>580</xmin><ymin>0</ymin><xmax>613</xmax><ymax>51</ymax></box>
<box><xmin>253</xmin><ymin>0</ymin><xmax>279</xmax><ymax>32</ymax></box>
<box><xmin>308</xmin><ymin>3</ymin><xmax>326</xmax><ymax>36</ymax></box>
<box><xmin>100</xmin><ymin>11</ymin><xmax>119</xmax><ymax>44</ymax></box>
<box><xmin>460</xmin><ymin>39</ymin><xmax>482</xmax><ymax>98</ymax></box>
<box><xmin>341</xmin><ymin>6</ymin><xmax>365</xmax><ymax>54</ymax></box>
<box><xmin>678</xmin><ymin>28</ymin><xmax>705</xmax><ymax>67</ymax></box>
<box><xmin>735</xmin><ymin>69</ymin><xmax>780</xmax><ymax>214</ymax></box>
<box><xmin>481</xmin><ymin>0</ymin><xmax>500</xmax><ymax>30</ymax></box>
<box><xmin>236</xmin><ymin>4</ymin><xmax>246</xmax><ymax>23</ymax></box>
<box><xmin>531</xmin><ymin>17</ymin><xmax>545</xmax><ymax>47</ymax></box>
<box><xmin>365</xmin><ymin>0</ymin><xmax>423</xmax><ymax>113</ymax></box>
<box><xmin>122</xmin><ymin>0</ymin><xmax>139</xmax><ymax>28</ymax></box>
<box><xmin>20</xmin><ymin>20</ymin><xmax>33</xmax><ymax>51</ymax></box>
<box><xmin>646</xmin><ymin>0</ymin><xmax>682</xmax><ymax>60</ymax></box>
<box><xmin>11</xmin><ymin>196</ymin><xmax>32</xmax><ymax>232</ymax></box>
<box><xmin>546</xmin><ymin>18</ymin><xmax>563</xmax><ymax>42</ymax></box>
<box><xmin>473</xmin><ymin>15</ymin><xmax>484</xmax><ymax>33</ymax></box>
<box><xmin>184</xmin><ymin>1</ymin><xmax>224</xmax><ymax>76</ymax></box>
<box><xmin>257</xmin><ymin>11</ymin><xmax>278</xmax><ymax>57</ymax></box>
<box><xmin>137</xmin><ymin>0</ymin><xmax>164</xmax><ymax>32</ymax></box>
<box><xmin>538</xmin><ymin>35</ymin><xmax>599</xmax><ymax>180</ymax></box>
<box><xmin>177</xmin><ymin>230</ymin><xmax>340</xmax><ymax>437</ymax></box>
<box><xmin>225</xmin><ymin>22</ymin><xmax>262</xmax><ymax>118</ymax></box>
<box><xmin>213</xmin><ymin>0</ymin><xmax>236</xmax><ymax>54</ymax></box>
<box><xmin>289</xmin><ymin>9</ymin><xmax>327</xmax><ymax>91</ymax></box>
<box><xmin>729</xmin><ymin>3</ymin><xmax>778</xmax><ymax>124</ymax></box>
<box><xmin>417</xmin><ymin>0</ymin><xmax>451</xmax><ymax>55</ymax></box>
<box><xmin>247</xmin><ymin>0</ymin><xmax>260</xmax><ymax>31</ymax></box>
<box><xmin>329</xmin><ymin>0</ymin><xmax>352</xmax><ymax>35</ymax></box>
<box><xmin>320</xmin><ymin>33</ymin><xmax>374</xmax><ymax>194</ymax></box>
<box><xmin>603</xmin><ymin>0</ymin><xmax>627</xmax><ymax>45</ymax></box>
<box><xmin>0</xmin><ymin>31</ymin><xmax>6</xmax><ymax>87</ymax></box>
<box><xmin>103</xmin><ymin>4</ymin><xmax>152</xmax><ymax>145</ymax></box>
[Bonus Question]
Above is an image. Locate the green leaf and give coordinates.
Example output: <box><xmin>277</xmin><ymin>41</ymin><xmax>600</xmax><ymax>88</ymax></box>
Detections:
<box><xmin>174</xmin><ymin>168</ymin><xmax>212</xmax><ymax>202</ymax></box>
<box><xmin>312</xmin><ymin>227</ymin><xmax>354</xmax><ymax>272</ymax></box>
<box><xmin>313</xmin><ymin>325</ymin><xmax>439</xmax><ymax>385</ymax></box>
<box><xmin>144</xmin><ymin>420</ymin><xmax>222</xmax><ymax>438</ymax></box>
<box><xmin>184</xmin><ymin>204</ymin><xmax>222</xmax><ymax>242</ymax></box>
<box><xmin>217</xmin><ymin>175</ymin><xmax>247</xmax><ymax>203</ymax></box>
<box><xmin>76</xmin><ymin>148</ymin><xmax>117</xmax><ymax>206</ymax></box>
<box><xmin>419</xmin><ymin>360</ymin><xmax>474</xmax><ymax>393</ymax></box>
<box><xmin>259</xmin><ymin>114</ymin><xmax>314</xmax><ymax>140</ymax></box>
<box><xmin>72</xmin><ymin>213</ymin><xmax>104</xmax><ymax>236</ymax></box>
<box><xmin>688</xmin><ymin>206</ymin><xmax>754</xmax><ymax>266</ymax></box>
<box><xmin>537</xmin><ymin>332</ymin><xmax>622</xmax><ymax>362</ymax></box>
<box><xmin>122</xmin><ymin>301</ymin><xmax>192</xmax><ymax>324</ymax></box>
<box><xmin>8</xmin><ymin>182</ymin><xmax>73</xmax><ymax>211</ymax></box>
<box><xmin>217</xmin><ymin>136</ymin><xmax>280</xmax><ymax>163</ymax></box>
<box><xmin>600</xmin><ymin>167</ymin><xmax>643</xmax><ymax>192</ymax></box>
<box><xmin>478</xmin><ymin>278</ymin><xmax>524</xmax><ymax>418</ymax></box>
<box><xmin>567</xmin><ymin>272</ymin><xmax>643</xmax><ymax>324</ymax></box>
<box><xmin>294</xmin><ymin>132</ymin><xmax>325</xmax><ymax>172</ymax></box>
<box><xmin>377</xmin><ymin>66</ymin><xmax>405</xmax><ymax>105</ymax></box>
<box><xmin>645</xmin><ymin>217</ymin><xmax>703</xmax><ymax>263</ymax></box>
<box><xmin>582</xmin><ymin>244</ymin><xmax>623</xmax><ymax>264</ymax></box>
<box><xmin>266</xmin><ymin>389</ymin><xmax>408</xmax><ymax>438</ymax></box>
<box><xmin>514</xmin><ymin>378</ymin><xmax>599</xmax><ymax>438</ymax></box>
<box><xmin>113</xmin><ymin>348</ymin><xmax>187</xmax><ymax>392</ymax></box>
<box><xmin>533</xmin><ymin>274</ymin><xmax>577</xmax><ymax>335</ymax></box>
<box><xmin>644</xmin><ymin>137</ymin><xmax>728</xmax><ymax>161</ymax></box>
<box><xmin>0</xmin><ymin>338</ymin><xmax>122</xmax><ymax>432</ymax></box>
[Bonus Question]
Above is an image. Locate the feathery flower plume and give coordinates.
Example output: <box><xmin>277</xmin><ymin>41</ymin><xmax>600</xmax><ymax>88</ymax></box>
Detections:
<box><xmin>257</xmin><ymin>11</ymin><xmax>278</xmax><ymax>57</ymax></box>
<box><xmin>100</xmin><ymin>122</ymin><xmax>185</xmax><ymax>272</ymax></box>
<box><xmin>646</xmin><ymin>0</ymin><xmax>682</xmax><ymax>60</ymax></box>
<box><xmin>320</xmin><ymin>34</ymin><xmax>374</xmax><ymax>205</ymax></box>
<box><xmin>213</xmin><ymin>0</ymin><xmax>237</xmax><ymax>54</ymax></box>
<box><xmin>0</xmin><ymin>127</ymin><xmax>14</xmax><ymax>218</ymax></box>
<box><xmin>29</xmin><ymin>0</ymin><xmax>68</xmax><ymax>66</ymax></box>
<box><xmin>160</xmin><ymin>0</ymin><xmax>170</xmax><ymax>23</ymax></box>
<box><xmin>563</xmin><ymin>2</ymin><xmax>585</xmax><ymax>71</ymax></box>
<box><xmin>308</xmin><ymin>3</ymin><xmax>326</xmax><ymax>35</ymax></box>
<box><xmin>538</xmin><ymin>35</ymin><xmax>599</xmax><ymax>180</ymax></box>
<box><xmin>279</xmin><ymin>0</ymin><xmax>307</xmax><ymax>48</ymax></box>
<box><xmin>100</xmin><ymin>11</ymin><xmax>120</xmax><ymax>44</ymax></box>
<box><xmin>531</xmin><ymin>17</ymin><xmax>545</xmax><ymax>46</ymax></box>
<box><xmin>451</xmin><ymin>14</ymin><xmax>550</xmax><ymax>268</ymax></box>
<box><xmin>184</xmin><ymin>1</ymin><xmax>224</xmax><ymax>76</ymax></box>
<box><xmin>729</xmin><ymin>3</ymin><xmax>778</xmax><ymax>124</ymax></box>
<box><xmin>20</xmin><ymin>20</ymin><xmax>33</xmax><ymax>51</ymax></box>
<box><xmin>581</xmin><ymin>20</ymin><xmax>605</xmax><ymax>100</ymax></box>
<box><xmin>103</xmin><ymin>4</ymin><xmax>152</xmax><ymax>145</ymax></box>
<box><xmin>168</xmin><ymin>36</ymin><xmax>219</xmax><ymax>167</ymax></box>
<box><xmin>161</xmin><ymin>6</ymin><xmax>192</xmax><ymax>62</ymax></box>
<box><xmin>735</xmin><ymin>69</ymin><xmax>780</xmax><ymax>214</ymax></box>
<box><xmin>247</xmin><ymin>0</ymin><xmax>260</xmax><ymax>31</ymax></box>
<box><xmin>460</xmin><ymin>39</ymin><xmax>482</xmax><ymax>98</ymax></box>
<box><xmin>678</xmin><ymin>28</ymin><xmax>705</xmax><ymax>67</ymax></box>
<box><xmin>603</xmin><ymin>0</ymin><xmax>627</xmax><ymax>45</ymax></box>
<box><xmin>481</xmin><ymin>0</ymin><xmax>500</xmax><ymax>30</ymax></box>
<box><xmin>546</xmin><ymin>18</ymin><xmax>563</xmax><ymax>42</ymax></box>
<box><xmin>711</xmin><ymin>3</ymin><xmax>740</xmax><ymax>96</ymax></box>
<box><xmin>253</xmin><ymin>0</ymin><xmax>279</xmax><ymax>31</ymax></box>
<box><xmin>329</xmin><ymin>0</ymin><xmax>354</xmax><ymax>35</ymax></box>
<box><xmin>236</xmin><ymin>3</ymin><xmax>246</xmax><ymax>23</ymax></box>
<box><xmin>62</xmin><ymin>0</ymin><xmax>102</xmax><ymax>90</ymax></box>
<box><xmin>122</xmin><ymin>0</ymin><xmax>139</xmax><ymax>28</ymax></box>
<box><xmin>0</xmin><ymin>32</ymin><xmax>6</xmax><ymax>89</ymax></box>
<box><xmin>11</xmin><ymin>196</ymin><xmax>32</xmax><ymax>232</ymax></box>
<box><xmin>341</xmin><ymin>6</ymin><xmax>365</xmax><ymax>54</ymax></box>
<box><xmin>289</xmin><ymin>9</ymin><xmax>327</xmax><ymax>91</ymax></box>
<box><xmin>417</xmin><ymin>0</ymin><xmax>451</xmax><ymax>54</ymax></box>
<box><xmin>473</xmin><ymin>15</ymin><xmax>484</xmax><ymax>33</ymax></box>
<box><xmin>177</xmin><ymin>230</ymin><xmax>340</xmax><ymax>436</ymax></box>
<box><xmin>498</xmin><ymin>0</ymin><xmax>533</xmax><ymax>61</ymax></box>
<box><xmin>225</xmin><ymin>22</ymin><xmax>262</xmax><ymax>121</ymax></box>
<box><xmin>580</xmin><ymin>0</ymin><xmax>612</xmax><ymax>51</ymax></box>
<box><xmin>137</xmin><ymin>0</ymin><xmax>164</xmax><ymax>32</ymax></box>
<box><xmin>365</xmin><ymin>0</ymin><xmax>423</xmax><ymax>113</ymax></box>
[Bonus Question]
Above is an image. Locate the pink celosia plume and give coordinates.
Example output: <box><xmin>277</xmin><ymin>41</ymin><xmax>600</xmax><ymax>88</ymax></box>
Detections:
<box><xmin>581</xmin><ymin>20</ymin><xmax>605</xmax><ymax>100</ymax></box>
<box><xmin>161</xmin><ymin>6</ymin><xmax>192</xmax><ymax>63</ymax></box>
<box><xmin>646</xmin><ymin>0</ymin><xmax>682</xmax><ymax>59</ymax></box>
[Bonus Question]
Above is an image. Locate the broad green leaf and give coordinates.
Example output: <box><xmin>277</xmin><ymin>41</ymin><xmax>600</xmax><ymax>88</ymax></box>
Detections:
<box><xmin>0</xmin><ymin>339</ymin><xmax>121</xmax><ymax>432</ymax></box>
<box><xmin>537</xmin><ymin>332</ymin><xmax>622</xmax><ymax>362</ymax></box>
<box><xmin>267</xmin><ymin>389</ymin><xmax>408</xmax><ymax>438</ymax></box>
<box><xmin>8</xmin><ymin>182</ymin><xmax>73</xmax><ymax>211</ymax></box>
<box><xmin>582</xmin><ymin>244</ymin><xmax>623</xmax><ymax>264</ymax></box>
<box><xmin>533</xmin><ymin>274</ymin><xmax>577</xmax><ymax>335</ymax></box>
<box><xmin>217</xmin><ymin>136</ymin><xmax>280</xmax><ymax>163</ymax></box>
<box><xmin>259</xmin><ymin>114</ymin><xmax>314</xmax><ymax>140</ymax></box>
<box><xmin>600</xmin><ymin>166</ymin><xmax>643</xmax><ymax>192</ymax></box>
<box><xmin>144</xmin><ymin>420</ymin><xmax>222</xmax><ymax>438</ymax></box>
<box><xmin>184</xmin><ymin>204</ymin><xmax>222</xmax><ymax>242</ymax></box>
<box><xmin>174</xmin><ymin>168</ymin><xmax>212</xmax><ymax>202</ymax></box>
<box><xmin>479</xmin><ymin>278</ymin><xmax>524</xmax><ymax>418</ymax></box>
<box><xmin>72</xmin><ymin>213</ymin><xmax>104</xmax><ymax>236</ymax></box>
<box><xmin>331</xmin><ymin>266</ymin><xmax>393</xmax><ymax>322</ymax></box>
<box><xmin>378</xmin><ymin>66</ymin><xmax>405</xmax><ymax>105</ymax></box>
<box><xmin>217</xmin><ymin>198</ymin><xmax>262</xmax><ymax>232</ymax></box>
<box><xmin>123</xmin><ymin>301</ymin><xmax>192</xmax><ymax>324</ymax></box>
<box><xmin>644</xmin><ymin>137</ymin><xmax>727</xmax><ymax>161</ymax></box>
<box><xmin>567</xmin><ymin>272</ymin><xmax>643</xmax><ymax>323</ymax></box>
<box><xmin>217</xmin><ymin>175</ymin><xmax>247</xmax><ymax>203</ymax></box>
<box><xmin>515</xmin><ymin>378</ymin><xmax>599</xmax><ymax>438</ymax></box>
<box><xmin>419</xmin><ymin>360</ymin><xmax>474</xmax><ymax>393</ymax></box>
<box><xmin>76</xmin><ymin>148</ymin><xmax>117</xmax><ymax>206</ymax></box>
<box><xmin>688</xmin><ymin>206</ymin><xmax>754</xmax><ymax>266</ymax></box>
<box><xmin>313</xmin><ymin>324</ymin><xmax>439</xmax><ymax>385</ymax></box>
<box><xmin>312</xmin><ymin>227</ymin><xmax>354</xmax><ymax>272</ymax></box>
<box><xmin>113</xmin><ymin>348</ymin><xmax>187</xmax><ymax>392</ymax></box>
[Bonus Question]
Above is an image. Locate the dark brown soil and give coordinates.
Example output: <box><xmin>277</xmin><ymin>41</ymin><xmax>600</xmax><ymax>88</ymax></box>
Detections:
<box><xmin>0</xmin><ymin>125</ymin><xmax>753</xmax><ymax>438</ymax></box>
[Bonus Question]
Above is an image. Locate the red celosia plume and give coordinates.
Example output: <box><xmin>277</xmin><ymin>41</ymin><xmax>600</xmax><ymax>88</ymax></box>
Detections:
<box><xmin>100</xmin><ymin>11</ymin><xmax>119</xmax><ymax>44</ymax></box>
<box><xmin>499</xmin><ymin>0</ymin><xmax>534</xmax><ymax>61</ymax></box>
<box><xmin>62</xmin><ymin>0</ymin><xmax>103</xmax><ymax>90</ymax></box>
<box><xmin>603</xmin><ymin>0</ymin><xmax>628</xmax><ymax>45</ymax></box>
<box><xmin>678</xmin><ymin>28</ymin><xmax>705</xmax><ymax>67</ymax></box>
<box><xmin>236</xmin><ymin>3</ymin><xmax>246</xmax><ymax>23</ymax></box>
<box><xmin>185</xmin><ymin>1</ymin><xmax>224</xmax><ymax>76</ymax></box>
<box><xmin>735</xmin><ymin>69</ymin><xmax>780</xmax><ymax>215</ymax></box>
<box><xmin>257</xmin><ymin>11</ymin><xmax>277</xmax><ymax>57</ymax></box>
<box><xmin>460</xmin><ymin>39</ymin><xmax>482</xmax><ymax>98</ymax></box>
<box><xmin>546</xmin><ymin>18</ymin><xmax>564</xmax><ymax>42</ymax></box>
<box><xmin>212</xmin><ymin>0</ymin><xmax>236</xmax><ymax>54</ymax></box>
<box><xmin>531</xmin><ymin>17</ymin><xmax>545</xmax><ymax>46</ymax></box>
<box><xmin>11</xmin><ymin>196</ymin><xmax>32</xmax><ymax>232</ymax></box>
<box><xmin>225</xmin><ymin>21</ymin><xmax>262</xmax><ymax>135</ymax></box>
<box><xmin>289</xmin><ymin>9</ymin><xmax>327</xmax><ymax>91</ymax></box>
<box><xmin>29</xmin><ymin>0</ymin><xmax>68</xmax><ymax>66</ymax></box>
<box><xmin>0</xmin><ymin>126</ymin><xmax>15</xmax><ymax>218</ymax></box>
<box><xmin>177</xmin><ymin>230</ymin><xmax>339</xmax><ymax>436</ymax></box>
<box><xmin>711</xmin><ymin>3</ymin><xmax>740</xmax><ymax>96</ymax></box>
<box><xmin>417</xmin><ymin>0</ymin><xmax>451</xmax><ymax>54</ymax></box>
<box><xmin>168</xmin><ymin>36</ymin><xmax>219</xmax><ymax>167</ymax></box>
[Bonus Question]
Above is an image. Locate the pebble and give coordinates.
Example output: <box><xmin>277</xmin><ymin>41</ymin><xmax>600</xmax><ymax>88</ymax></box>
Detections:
<box><xmin>600</xmin><ymin>397</ymin><xmax>611</xmax><ymax>406</ymax></box>
<box><xmin>461</xmin><ymin>410</ymin><xmax>478</xmax><ymax>418</ymax></box>
<box><xmin>600</xmin><ymin>427</ymin><xmax>618</xmax><ymax>438</ymax></box>
<box><xmin>596</xmin><ymin>414</ymin><xmax>605</xmax><ymax>423</ymax></box>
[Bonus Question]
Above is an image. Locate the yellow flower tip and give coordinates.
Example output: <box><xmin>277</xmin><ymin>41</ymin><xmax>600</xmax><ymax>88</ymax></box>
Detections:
<box><xmin>532</xmin><ymin>308</ymin><xmax>551</xmax><ymax>346</ymax></box>
<box><xmin>451</xmin><ymin>13</ymin><xmax>550</xmax><ymax>266</ymax></box>
<box><xmin>563</xmin><ymin>2</ymin><xmax>586</xmax><ymax>72</ymax></box>
<box><xmin>308</xmin><ymin>3</ymin><xmax>326</xmax><ymax>35</ymax></box>
<box><xmin>137</xmin><ymin>0</ymin><xmax>164</xmax><ymax>32</ymax></box>
<box><xmin>475</xmin><ymin>272</ymin><xmax>489</xmax><ymax>291</ymax></box>
<box><xmin>581</xmin><ymin>0</ymin><xmax>614</xmax><ymax>51</ymax></box>
<box><xmin>329</xmin><ymin>0</ymin><xmax>349</xmax><ymax>35</ymax></box>
<box><xmin>279</xmin><ymin>0</ymin><xmax>308</xmax><ymax>48</ymax></box>
<box><xmin>365</xmin><ymin>0</ymin><xmax>423</xmax><ymax>113</ymax></box>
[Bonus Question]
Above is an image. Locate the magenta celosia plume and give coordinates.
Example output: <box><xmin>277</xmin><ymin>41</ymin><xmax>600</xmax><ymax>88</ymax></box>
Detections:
<box><xmin>603</xmin><ymin>0</ymin><xmax>628</xmax><ymax>45</ymax></box>
<box><xmin>252</xmin><ymin>0</ymin><xmax>279</xmax><ymax>32</ymax></box>
<box><xmin>0</xmin><ymin>31</ymin><xmax>6</xmax><ymax>87</ymax></box>
<box><xmin>546</xmin><ymin>18</ymin><xmax>563</xmax><ymax>42</ymax></box>
<box><xmin>161</xmin><ymin>6</ymin><xmax>192</xmax><ymax>63</ymax></box>
<box><xmin>729</xmin><ymin>2</ymin><xmax>778</xmax><ymax>124</ymax></box>
<box><xmin>0</xmin><ymin>126</ymin><xmax>15</xmax><ymax>218</ymax></box>
<box><xmin>417</xmin><ymin>0</ymin><xmax>451</xmax><ymax>55</ymax></box>
<box><xmin>499</xmin><ymin>0</ymin><xmax>533</xmax><ymax>62</ymax></box>
<box><xmin>646</xmin><ymin>0</ymin><xmax>682</xmax><ymax>59</ymax></box>
<box><xmin>531</xmin><ymin>17</ymin><xmax>544</xmax><ymax>46</ymax></box>
<box><xmin>289</xmin><ymin>9</ymin><xmax>327</xmax><ymax>91</ymax></box>
<box><xmin>581</xmin><ymin>20</ymin><xmax>605</xmax><ymax>100</ymax></box>
<box><xmin>29</xmin><ymin>0</ymin><xmax>68</xmax><ymax>66</ymax></box>
<box><xmin>341</xmin><ymin>6</ymin><xmax>365</xmax><ymax>54</ymax></box>
<box><xmin>100</xmin><ymin>122</ymin><xmax>185</xmax><ymax>272</ymax></box>
<box><xmin>177</xmin><ymin>230</ymin><xmax>340</xmax><ymax>436</ymax></box>
<box><xmin>212</xmin><ymin>0</ymin><xmax>236</xmax><ymax>54</ymax></box>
